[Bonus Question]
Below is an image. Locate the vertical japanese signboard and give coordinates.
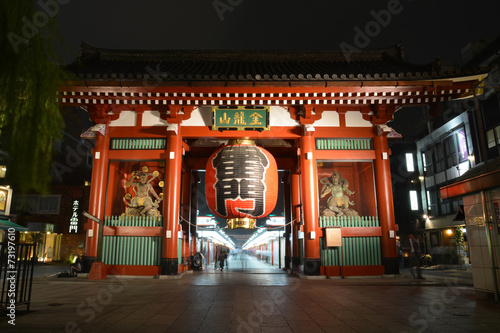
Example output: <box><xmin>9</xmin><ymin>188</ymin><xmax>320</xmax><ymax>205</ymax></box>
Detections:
<box><xmin>457</xmin><ymin>128</ymin><xmax>468</xmax><ymax>163</ymax></box>
<box><xmin>212</xmin><ymin>107</ymin><xmax>270</xmax><ymax>131</ymax></box>
<box><xmin>69</xmin><ymin>200</ymin><xmax>80</xmax><ymax>233</ymax></box>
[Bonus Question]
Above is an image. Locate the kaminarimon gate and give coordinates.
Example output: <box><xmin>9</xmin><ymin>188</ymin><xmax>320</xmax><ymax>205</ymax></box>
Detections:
<box><xmin>60</xmin><ymin>43</ymin><xmax>483</xmax><ymax>278</ymax></box>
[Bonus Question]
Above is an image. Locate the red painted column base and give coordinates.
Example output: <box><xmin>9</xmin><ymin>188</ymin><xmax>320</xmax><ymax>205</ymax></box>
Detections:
<box><xmin>88</xmin><ymin>262</ymin><xmax>108</xmax><ymax>280</ymax></box>
<box><xmin>321</xmin><ymin>265</ymin><xmax>385</xmax><ymax>277</ymax></box>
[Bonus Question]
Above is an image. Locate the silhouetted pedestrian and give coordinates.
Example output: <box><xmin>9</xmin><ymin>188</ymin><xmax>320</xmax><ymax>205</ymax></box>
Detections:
<box><xmin>406</xmin><ymin>233</ymin><xmax>424</xmax><ymax>279</ymax></box>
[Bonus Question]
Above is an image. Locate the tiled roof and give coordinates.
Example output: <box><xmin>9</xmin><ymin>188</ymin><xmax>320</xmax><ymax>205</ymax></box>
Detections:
<box><xmin>462</xmin><ymin>35</ymin><xmax>500</xmax><ymax>69</ymax></box>
<box><xmin>66</xmin><ymin>42</ymin><xmax>479</xmax><ymax>82</ymax></box>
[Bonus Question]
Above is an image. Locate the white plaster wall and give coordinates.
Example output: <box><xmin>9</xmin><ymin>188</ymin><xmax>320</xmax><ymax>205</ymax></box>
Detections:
<box><xmin>314</xmin><ymin>111</ymin><xmax>340</xmax><ymax>127</ymax></box>
<box><xmin>345</xmin><ymin>111</ymin><xmax>372</xmax><ymax>127</ymax></box>
<box><xmin>142</xmin><ymin>110</ymin><xmax>169</xmax><ymax>126</ymax></box>
<box><xmin>109</xmin><ymin>111</ymin><xmax>137</xmax><ymax>127</ymax></box>
<box><xmin>182</xmin><ymin>106</ymin><xmax>212</xmax><ymax>126</ymax></box>
<box><xmin>269</xmin><ymin>106</ymin><xmax>300</xmax><ymax>127</ymax></box>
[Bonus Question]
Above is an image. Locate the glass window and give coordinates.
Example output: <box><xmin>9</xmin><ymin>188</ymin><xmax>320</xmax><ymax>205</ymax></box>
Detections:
<box><xmin>435</xmin><ymin>159</ymin><xmax>445</xmax><ymax>173</ymax></box>
<box><xmin>406</xmin><ymin>153</ymin><xmax>414</xmax><ymax>172</ymax></box>
<box><xmin>39</xmin><ymin>196</ymin><xmax>61</xmax><ymax>214</ymax></box>
<box><xmin>485</xmin><ymin>125</ymin><xmax>500</xmax><ymax>149</ymax></box>
<box><xmin>423</xmin><ymin>150</ymin><xmax>433</xmax><ymax>176</ymax></box>
<box><xmin>441</xmin><ymin>201</ymin><xmax>450</xmax><ymax>215</ymax></box>
<box><xmin>434</xmin><ymin>144</ymin><xmax>444</xmax><ymax>160</ymax></box>
<box><xmin>433</xmin><ymin>144</ymin><xmax>446</xmax><ymax>173</ymax></box>
<box><xmin>495</xmin><ymin>126</ymin><xmax>500</xmax><ymax>144</ymax></box>
<box><xmin>444</xmin><ymin>136</ymin><xmax>455</xmax><ymax>156</ymax></box>
<box><xmin>426</xmin><ymin>188</ymin><xmax>438</xmax><ymax>214</ymax></box>
<box><xmin>409</xmin><ymin>190</ymin><xmax>419</xmax><ymax>211</ymax></box>
<box><xmin>12</xmin><ymin>194</ymin><xmax>61</xmax><ymax>214</ymax></box>
<box><xmin>444</xmin><ymin>136</ymin><xmax>457</xmax><ymax>168</ymax></box>
<box><xmin>487</xmin><ymin>129</ymin><xmax>496</xmax><ymax>149</ymax></box>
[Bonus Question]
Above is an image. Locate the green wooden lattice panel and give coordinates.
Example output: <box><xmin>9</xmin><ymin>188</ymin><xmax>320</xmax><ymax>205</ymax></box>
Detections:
<box><xmin>111</xmin><ymin>138</ymin><xmax>166</xmax><ymax>150</ymax></box>
<box><xmin>105</xmin><ymin>216</ymin><xmax>163</xmax><ymax>227</ymax></box>
<box><xmin>320</xmin><ymin>236</ymin><xmax>381</xmax><ymax>266</ymax></box>
<box><xmin>102</xmin><ymin>236</ymin><xmax>162</xmax><ymax>266</ymax></box>
<box><xmin>319</xmin><ymin>216</ymin><xmax>379</xmax><ymax>228</ymax></box>
<box><xmin>316</xmin><ymin>138</ymin><xmax>372</xmax><ymax>150</ymax></box>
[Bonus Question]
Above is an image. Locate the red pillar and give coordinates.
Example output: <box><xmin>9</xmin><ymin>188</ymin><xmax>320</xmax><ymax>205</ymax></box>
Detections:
<box><xmin>161</xmin><ymin>126</ymin><xmax>182</xmax><ymax>275</ymax></box>
<box><xmin>181</xmin><ymin>171</ymin><xmax>191</xmax><ymax>271</ymax></box>
<box><xmin>283</xmin><ymin>171</ymin><xmax>292</xmax><ymax>270</ymax></box>
<box><xmin>300</xmin><ymin>132</ymin><xmax>321</xmax><ymax>275</ymax></box>
<box><xmin>84</xmin><ymin>119</ymin><xmax>109</xmax><ymax>271</ymax></box>
<box><xmin>191</xmin><ymin>234</ymin><xmax>197</xmax><ymax>256</ymax></box>
<box><xmin>291</xmin><ymin>171</ymin><xmax>301</xmax><ymax>271</ymax></box>
<box><xmin>190</xmin><ymin>171</ymin><xmax>199</xmax><ymax>257</ymax></box>
<box><xmin>373</xmin><ymin>135</ymin><xmax>399</xmax><ymax>274</ymax></box>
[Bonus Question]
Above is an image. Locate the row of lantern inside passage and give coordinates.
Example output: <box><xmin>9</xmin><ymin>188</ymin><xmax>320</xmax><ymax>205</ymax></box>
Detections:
<box><xmin>205</xmin><ymin>139</ymin><xmax>278</xmax><ymax>229</ymax></box>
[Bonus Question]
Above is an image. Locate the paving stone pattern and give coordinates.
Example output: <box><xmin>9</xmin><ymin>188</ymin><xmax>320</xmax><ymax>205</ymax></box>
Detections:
<box><xmin>1</xmin><ymin>254</ymin><xmax>499</xmax><ymax>333</ymax></box>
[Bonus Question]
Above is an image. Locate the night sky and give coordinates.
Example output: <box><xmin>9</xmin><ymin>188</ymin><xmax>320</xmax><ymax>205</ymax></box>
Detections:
<box><xmin>55</xmin><ymin>0</ymin><xmax>500</xmax><ymax>65</ymax></box>
<box><xmin>47</xmin><ymin>0</ymin><xmax>498</xmax><ymax>238</ymax></box>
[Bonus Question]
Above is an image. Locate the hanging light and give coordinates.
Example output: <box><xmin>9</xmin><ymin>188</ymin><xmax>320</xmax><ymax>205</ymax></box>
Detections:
<box><xmin>205</xmin><ymin>139</ymin><xmax>278</xmax><ymax>229</ymax></box>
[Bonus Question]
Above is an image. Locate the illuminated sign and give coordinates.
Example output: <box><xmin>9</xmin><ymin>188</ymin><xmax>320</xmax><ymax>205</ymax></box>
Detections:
<box><xmin>266</xmin><ymin>216</ymin><xmax>285</xmax><ymax>226</ymax></box>
<box><xmin>457</xmin><ymin>128</ymin><xmax>468</xmax><ymax>163</ymax></box>
<box><xmin>0</xmin><ymin>186</ymin><xmax>13</xmax><ymax>216</ymax></box>
<box><xmin>212</xmin><ymin>107</ymin><xmax>270</xmax><ymax>131</ymax></box>
<box><xmin>69</xmin><ymin>200</ymin><xmax>80</xmax><ymax>233</ymax></box>
<box><xmin>197</xmin><ymin>216</ymin><xmax>216</xmax><ymax>226</ymax></box>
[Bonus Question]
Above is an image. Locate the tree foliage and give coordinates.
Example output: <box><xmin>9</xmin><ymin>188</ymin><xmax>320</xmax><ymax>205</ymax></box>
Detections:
<box><xmin>0</xmin><ymin>2</ymin><xmax>66</xmax><ymax>193</ymax></box>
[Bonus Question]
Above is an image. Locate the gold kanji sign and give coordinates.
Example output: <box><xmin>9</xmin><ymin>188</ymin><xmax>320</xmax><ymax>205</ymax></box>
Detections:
<box><xmin>212</xmin><ymin>107</ymin><xmax>270</xmax><ymax>131</ymax></box>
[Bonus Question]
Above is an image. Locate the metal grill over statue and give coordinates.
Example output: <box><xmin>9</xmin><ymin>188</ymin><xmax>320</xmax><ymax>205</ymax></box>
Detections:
<box><xmin>205</xmin><ymin>139</ymin><xmax>278</xmax><ymax>229</ymax></box>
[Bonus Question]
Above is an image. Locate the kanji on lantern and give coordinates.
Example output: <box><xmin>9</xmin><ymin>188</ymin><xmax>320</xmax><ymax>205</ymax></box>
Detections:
<box><xmin>205</xmin><ymin>139</ymin><xmax>278</xmax><ymax>229</ymax></box>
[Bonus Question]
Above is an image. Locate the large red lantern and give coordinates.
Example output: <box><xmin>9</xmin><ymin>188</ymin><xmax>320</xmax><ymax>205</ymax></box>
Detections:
<box><xmin>205</xmin><ymin>139</ymin><xmax>278</xmax><ymax>229</ymax></box>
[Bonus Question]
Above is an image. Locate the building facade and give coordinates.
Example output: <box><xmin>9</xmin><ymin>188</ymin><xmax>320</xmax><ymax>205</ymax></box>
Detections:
<box><xmin>8</xmin><ymin>106</ymin><xmax>94</xmax><ymax>262</ymax></box>
<box><xmin>60</xmin><ymin>43</ymin><xmax>483</xmax><ymax>277</ymax></box>
<box><xmin>389</xmin><ymin>35</ymin><xmax>500</xmax><ymax>298</ymax></box>
<box><xmin>440</xmin><ymin>36</ymin><xmax>500</xmax><ymax>299</ymax></box>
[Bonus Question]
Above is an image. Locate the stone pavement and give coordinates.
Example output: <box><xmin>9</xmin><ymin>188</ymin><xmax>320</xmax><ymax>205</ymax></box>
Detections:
<box><xmin>1</xmin><ymin>254</ymin><xmax>499</xmax><ymax>333</ymax></box>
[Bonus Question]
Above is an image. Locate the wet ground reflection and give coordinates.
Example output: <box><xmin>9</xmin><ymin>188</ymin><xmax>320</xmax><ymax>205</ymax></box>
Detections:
<box><xmin>191</xmin><ymin>253</ymin><xmax>293</xmax><ymax>286</ymax></box>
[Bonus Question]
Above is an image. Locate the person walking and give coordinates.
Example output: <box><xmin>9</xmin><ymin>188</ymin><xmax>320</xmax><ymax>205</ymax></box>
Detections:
<box><xmin>218</xmin><ymin>251</ymin><xmax>227</xmax><ymax>271</ymax></box>
<box><xmin>406</xmin><ymin>233</ymin><xmax>425</xmax><ymax>279</ymax></box>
